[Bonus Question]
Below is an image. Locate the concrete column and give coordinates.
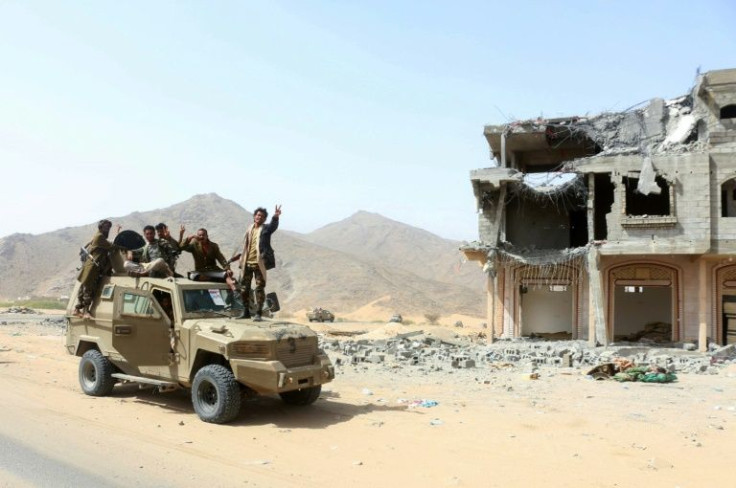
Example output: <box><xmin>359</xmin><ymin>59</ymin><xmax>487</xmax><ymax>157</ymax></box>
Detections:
<box><xmin>486</xmin><ymin>272</ymin><xmax>495</xmax><ymax>342</ymax></box>
<box><xmin>587</xmin><ymin>173</ymin><xmax>595</xmax><ymax>242</ymax></box>
<box><xmin>500</xmin><ymin>267</ymin><xmax>510</xmax><ymax>338</ymax></box>
<box><xmin>587</xmin><ymin>246</ymin><xmax>607</xmax><ymax>346</ymax></box>
<box><xmin>500</xmin><ymin>131</ymin><xmax>507</xmax><ymax>168</ymax></box>
<box><xmin>495</xmin><ymin>184</ymin><xmax>507</xmax><ymax>244</ymax></box>
<box><xmin>698</xmin><ymin>258</ymin><xmax>708</xmax><ymax>352</ymax></box>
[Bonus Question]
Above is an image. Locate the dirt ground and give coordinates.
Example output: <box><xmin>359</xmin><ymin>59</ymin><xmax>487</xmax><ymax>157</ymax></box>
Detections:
<box><xmin>1</xmin><ymin>313</ymin><xmax>735</xmax><ymax>487</ymax></box>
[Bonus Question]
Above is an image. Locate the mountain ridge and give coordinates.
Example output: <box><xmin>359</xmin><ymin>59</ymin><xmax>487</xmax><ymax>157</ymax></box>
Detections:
<box><xmin>0</xmin><ymin>193</ymin><xmax>484</xmax><ymax>318</ymax></box>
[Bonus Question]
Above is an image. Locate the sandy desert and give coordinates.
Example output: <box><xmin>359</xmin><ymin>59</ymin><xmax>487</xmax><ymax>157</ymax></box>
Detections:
<box><xmin>1</xmin><ymin>311</ymin><xmax>735</xmax><ymax>488</ymax></box>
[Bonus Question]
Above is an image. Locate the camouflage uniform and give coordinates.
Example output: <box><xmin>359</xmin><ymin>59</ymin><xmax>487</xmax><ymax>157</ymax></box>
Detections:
<box><xmin>162</xmin><ymin>235</ymin><xmax>182</xmax><ymax>272</ymax></box>
<box><xmin>75</xmin><ymin>230</ymin><xmax>119</xmax><ymax>314</ymax></box>
<box><xmin>134</xmin><ymin>239</ymin><xmax>178</xmax><ymax>277</ymax></box>
<box><xmin>180</xmin><ymin>239</ymin><xmax>230</xmax><ymax>272</ymax></box>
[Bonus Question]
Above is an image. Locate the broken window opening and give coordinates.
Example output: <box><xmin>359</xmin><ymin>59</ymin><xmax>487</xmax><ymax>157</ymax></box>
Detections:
<box><xmin>721</xmin><ymin>178</ymin><xmax>736</xmax><ymax>217</ymax></box>
<box><xmin>721</xmin><ymin>104</ymin><xmax>736</xmax><ymax>119</ymax></box>
<box><xmin>594</xmin><ymin>173</ymin><xmax>614</xmax><ymax>239</ymax></box>
<box><xmin>505</xmin><ymin>176</ymin><xmax>588</xmax><ymax>250</ymax></box>
<box><xmin>623</xmin><ymin>175</ymin><xmax>671</xmax><ymax>216</ymax></box>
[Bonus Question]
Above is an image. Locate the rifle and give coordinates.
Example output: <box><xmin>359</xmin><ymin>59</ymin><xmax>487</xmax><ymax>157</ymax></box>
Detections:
<box><xmin>78</xmin><ymin>246</ymin><xmax>100</xmax><ymax>270</ymax></box>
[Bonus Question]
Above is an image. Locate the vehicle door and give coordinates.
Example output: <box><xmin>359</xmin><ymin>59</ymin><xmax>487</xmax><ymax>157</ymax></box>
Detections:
<box><xmin>112</xmin><ymin>288</ymin><xmax>172</xmax><ymax>375</ymax></box>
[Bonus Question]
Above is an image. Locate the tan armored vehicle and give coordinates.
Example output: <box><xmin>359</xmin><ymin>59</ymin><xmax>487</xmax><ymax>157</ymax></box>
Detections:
<box><xmin>306</xmin><ymin>307</ymin><xmax>335</xmax><ymax>323</ymax></box>
<box><xmin>65</xmin><ymin>275</ymin><xmax>334</xmax><ymax>424</ymax></box>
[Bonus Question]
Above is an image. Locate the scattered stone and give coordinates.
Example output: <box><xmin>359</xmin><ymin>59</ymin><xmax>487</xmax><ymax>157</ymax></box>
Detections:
<box><xmin>0</xmin><ymin>307</ymin><xmax>39</xmax><ymax>314</ymax></box>
<box><xmin>319</xmin><ymin>328</ymin><xmax>733</xmax><ymax>389</ymax></box>
<box><xmin>647</xmin><ymin>457</ymin><xmax>674</xmax><ymax>470</ymax></box>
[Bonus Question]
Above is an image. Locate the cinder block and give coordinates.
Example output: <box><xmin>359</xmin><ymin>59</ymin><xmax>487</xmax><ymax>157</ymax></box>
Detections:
<box><xmin>367</xmin><ymin>354</ymin><xmax>385</xmax><ymax>364</ymax></box>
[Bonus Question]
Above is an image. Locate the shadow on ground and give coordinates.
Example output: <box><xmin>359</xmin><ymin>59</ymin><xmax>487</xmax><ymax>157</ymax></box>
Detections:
<box><xmin>110</xmin><ymin>383</ymin><xmax>414</xmax><ymax>428</ymax></box>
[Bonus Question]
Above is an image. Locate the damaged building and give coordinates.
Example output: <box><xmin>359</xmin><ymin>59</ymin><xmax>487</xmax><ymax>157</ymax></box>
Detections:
<box><xmin>462</xmin><ymin>68</ymin><xmax>736</xmax><ymax>350</ymax></box>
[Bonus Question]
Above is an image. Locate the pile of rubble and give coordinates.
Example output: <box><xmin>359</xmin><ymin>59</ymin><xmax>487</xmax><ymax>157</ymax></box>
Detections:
<box><xmin>614</xmin><ymin>322</ymin><xmax>672</xmax><ymax>343</ymax></box>
<box><xmin>0</xmin><ymin>306</ymin><xmax>39</xmax><ymax>314</ymax></box>
<box><xmin>322</xmin><ymin>330</ymin><xmax>736</xmax><ymax>377</ymax></box>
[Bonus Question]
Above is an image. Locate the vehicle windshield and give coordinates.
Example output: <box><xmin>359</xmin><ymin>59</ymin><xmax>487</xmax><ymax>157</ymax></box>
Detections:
<box><xmin>182</xmin><ymin>288</ymin><xmax>240</xmax><ymax>317</ymax></box>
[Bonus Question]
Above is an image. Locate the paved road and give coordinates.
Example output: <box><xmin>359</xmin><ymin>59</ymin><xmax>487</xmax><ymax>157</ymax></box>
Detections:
<box><xmin>0</xmin><ymin>432</ymin><xmax>123</xmax><ymax>488</ymax></box>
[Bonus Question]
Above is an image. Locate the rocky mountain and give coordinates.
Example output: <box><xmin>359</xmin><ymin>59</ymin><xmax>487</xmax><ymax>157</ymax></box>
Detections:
<box><xmin>302</xmin><ymin>211</ymin><xmax>482</xmax><ymax>289</ymax></box>
<box><xmin>0</xmin><ymin>194</ymin><xmax>485</xmax><ymax>317</ymax></box>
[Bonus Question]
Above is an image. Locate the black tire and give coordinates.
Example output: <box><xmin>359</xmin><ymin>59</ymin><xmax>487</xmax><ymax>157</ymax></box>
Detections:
<box><xmin>279</xmin><ymin>385</ymin><xmax>322</xmax><ymax>406</ymax></box>
<box><xmin>191</xmin><ymin>364</ymin><xmax>241</xmax><ymax>424</ymax></box>
<box><xmin>78</xmin><ymin>349</ymin><xmax>116</xmax><ymax>396</ymax></box>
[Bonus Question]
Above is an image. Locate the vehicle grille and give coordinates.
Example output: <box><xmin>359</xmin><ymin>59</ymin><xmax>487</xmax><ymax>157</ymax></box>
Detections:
<box><xmin>276</xmin><ymin>336</ymin><xmax>317</xmax><ymax>367</ymax></box>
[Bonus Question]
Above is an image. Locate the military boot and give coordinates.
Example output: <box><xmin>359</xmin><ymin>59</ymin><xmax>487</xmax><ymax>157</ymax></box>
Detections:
<box><xmin>236</xmin><ymin>292</ymin><xmax>251</xmax><ymax>319</ymax></box>
<box><xmin>253</xmin><ymin>301</ymin><xmax>264</xmax><ymax>322</ymax></box>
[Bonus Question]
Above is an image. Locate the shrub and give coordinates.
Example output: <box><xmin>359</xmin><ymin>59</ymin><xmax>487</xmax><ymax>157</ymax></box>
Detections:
<box><xmin>424</xmin><ymin>313</ymin><xmax>440</xmax><ymax>325</ymax></box>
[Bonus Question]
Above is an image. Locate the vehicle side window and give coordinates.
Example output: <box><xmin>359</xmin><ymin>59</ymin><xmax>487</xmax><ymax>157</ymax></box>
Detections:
<box><xmin>121</xmin><ymin>292</ymin><xmax>160</xmax><ymax>318</ymax></box>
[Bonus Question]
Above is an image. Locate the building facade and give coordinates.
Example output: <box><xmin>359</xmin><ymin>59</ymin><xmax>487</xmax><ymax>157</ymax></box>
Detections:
<box><xmin>462</xmin><ymin>69</ymin><xmax>736</xmax><ymax>349</ymax></box>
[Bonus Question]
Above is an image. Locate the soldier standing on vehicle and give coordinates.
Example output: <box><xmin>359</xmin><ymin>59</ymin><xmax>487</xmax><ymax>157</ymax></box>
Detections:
<box><xmin>73</xmin><ymin>219</ymin><xmax>121</xmax><ymax>319</ymax></box>
<box><xmin>238</xmin><ymin>205</ymin><xmax>281</xmax><ymax>321</ymax></box>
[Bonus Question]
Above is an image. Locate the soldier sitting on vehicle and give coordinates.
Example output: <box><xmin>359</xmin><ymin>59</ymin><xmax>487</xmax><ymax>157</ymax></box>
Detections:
<box><xmin>131</xmin><ymin>225</ymin><xmax>178</xmax><ymax>278</ymax></box>
<box><xmin>180</xmin><ymin>227</ymin><xmax>239</xmax><ymax>294</ymax></box>
<box><xmin>123</xmin><ymin>250</ymin><xmax>173</xmax><ymax>277</ymax></box>
<box><xmin>155</xmin><ymin>222</ymin><xmax>185</xmax><ymax>274</ymax></box>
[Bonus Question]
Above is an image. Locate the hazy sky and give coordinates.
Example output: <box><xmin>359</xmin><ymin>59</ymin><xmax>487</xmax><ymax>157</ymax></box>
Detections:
<box><xmin>1</xmin><ymin>1</ymin><xmax>734</xmax><ymax>241</ymax></box>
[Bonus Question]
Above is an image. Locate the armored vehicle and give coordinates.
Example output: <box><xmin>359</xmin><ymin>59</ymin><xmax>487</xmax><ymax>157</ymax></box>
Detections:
<box><xmin>65</xmin><ymin>275</ymin><xmax>334</xmax><ymax>424</ymax></box>
<box><xmin>306</xmin><ymin>307</ymin><xmax>335</xmax><ymax>323</ymax></box>
<box><xmin>389</xmin><ymin>313</ymin><xmax>403</xmax><ymax>323</ymax></box>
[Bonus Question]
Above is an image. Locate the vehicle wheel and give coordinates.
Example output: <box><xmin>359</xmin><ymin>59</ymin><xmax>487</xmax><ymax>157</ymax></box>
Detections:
<box><xmin>279</xmin><ymin>385</ymin><xmax>321</xmax><ymax>406</ymax></box>
<box><xmin>328</xmin><ymin>318</ymin><xmax>334</xmax><ymax>323</ymax></box>
<box><xmin>191</xmin><ymin>364</ymin><xmax>241</xmax><ymax>424</ymax></box>
<box><xmin>78</xmin><ymin>349</ymin><xmax>116</xmax><ymax>396</ymax></box>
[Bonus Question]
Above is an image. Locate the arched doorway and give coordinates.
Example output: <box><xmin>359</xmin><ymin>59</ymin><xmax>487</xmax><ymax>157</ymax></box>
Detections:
<box><xmin>608</xmin><ymin>262</ymin><xmax>679</xmax><ymax>342</ymax></box>
<box><xmin>513</xmin><ymin>264</ymin><xmax>581</xmax><ymax>339</ymax></box>
<box><xmin>714</xmin><ymin>264</ymin><xmax>736</xmax><ymax>345</ymax></box>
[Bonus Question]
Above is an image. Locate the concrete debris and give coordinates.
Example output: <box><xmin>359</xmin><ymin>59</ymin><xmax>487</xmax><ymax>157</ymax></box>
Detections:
<box><xmin>1</xmin><ymin>307</ymin><xmax>40</xmax><ymax>314</ymax></box>
<box><xmin>637</xmin><ymin>156</ymin><xmax>660</xmax><ymax>195</ymax></box>
<box><xmin>566</xmin><ymin>95</ymin><xmax>704</xmax><ymax>160</ymax></box>
<box><xmin>322</xmin><ymin>334</ymin><xmax>729</xmax><ymax>376</ymax></box>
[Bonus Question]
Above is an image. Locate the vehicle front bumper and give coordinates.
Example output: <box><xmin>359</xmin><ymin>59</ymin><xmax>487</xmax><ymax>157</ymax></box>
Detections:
<box><xmin>230</xmin><ymin>355</ymin><xmax>334</xmax><ymax>394</ymax></box>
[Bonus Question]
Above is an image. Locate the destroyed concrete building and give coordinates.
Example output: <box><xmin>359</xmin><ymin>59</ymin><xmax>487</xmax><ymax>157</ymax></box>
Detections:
<box><xmin>462</xmin><ymin>68</ymin><xmax>736</xmax><ymax>350</ymax></box>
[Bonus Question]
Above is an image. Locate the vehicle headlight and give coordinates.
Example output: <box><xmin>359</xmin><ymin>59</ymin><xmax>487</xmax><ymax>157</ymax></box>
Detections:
<box><xmin>229</xmin><ymin>342</ymin><xmax>272</xmax><ymax>359</ymax></box>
